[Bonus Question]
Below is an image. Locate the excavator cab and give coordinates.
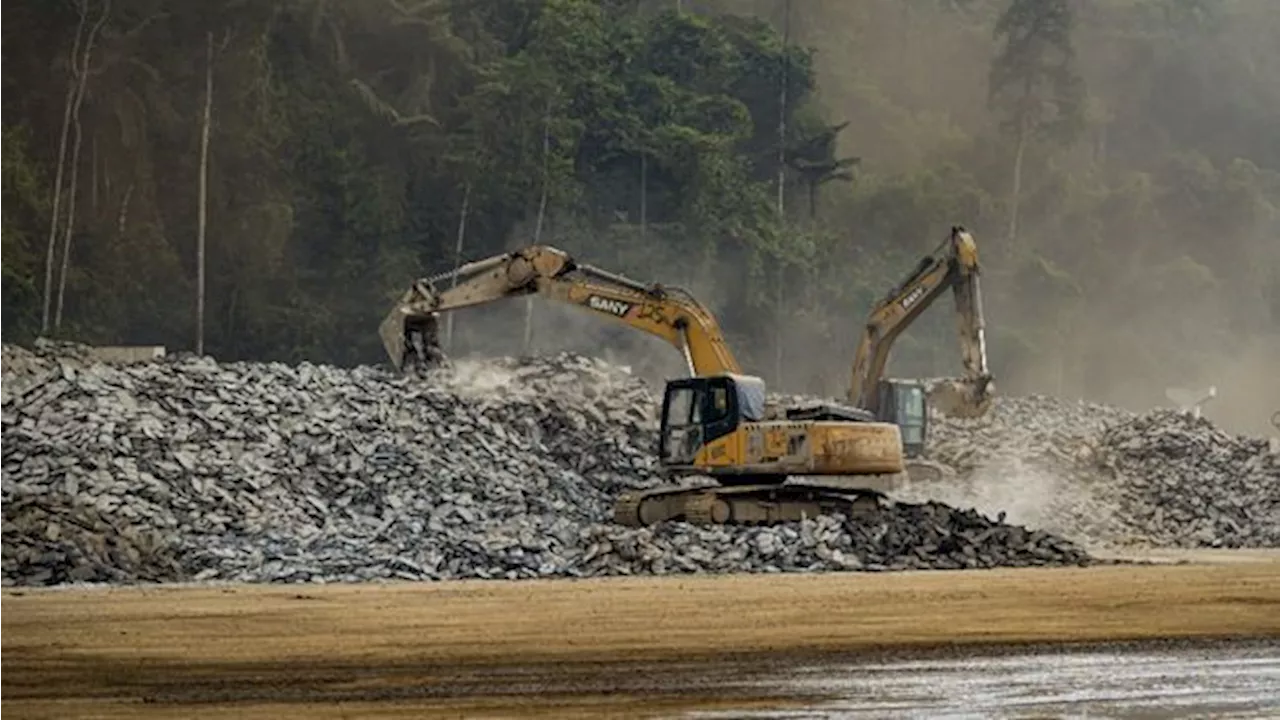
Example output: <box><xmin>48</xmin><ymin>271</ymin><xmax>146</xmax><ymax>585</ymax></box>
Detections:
<box><xmin>876</xmin><ymin>379</ymin><xmax>928</xmax><ymax>458</ymax></box>
<box><xmin>658</xmin><ymin>374</ymin><xmax>762</xmax><ymax>468</ymax></box>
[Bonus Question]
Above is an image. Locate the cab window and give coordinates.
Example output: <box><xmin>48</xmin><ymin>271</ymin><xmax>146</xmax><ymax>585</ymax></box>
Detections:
<box><xmin>665</xmin><ymin>387</ymin><xmax>695</xmax><ymax>427</ymax></box>
<box><xmin>706</xmin><ymin>386</ymin><xmax>729</xmax><ymax>423</ymax></box>
<box><xmin>900</xmin><ymin>423</ymin><xmax>924</xmax><ymax>446</ymax></box>
<box><xmin>898</xmin><ymin>385</ymin><xmax>924</xmax><ymax>422</ymax></box>
<box><xmin>896</xmin><ymin>385</ymin><xmax>925</xmax><ymax>446</ymax></box>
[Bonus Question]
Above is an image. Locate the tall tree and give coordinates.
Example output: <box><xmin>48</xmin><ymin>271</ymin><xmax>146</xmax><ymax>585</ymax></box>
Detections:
<box><xmin>773</xmin><ymin>0</ymin><xmax>791</xmax><ymax>385</ymax></box>
<box><xmin>53</xmin><ymin>0</ymin><xmax>111</xmax><ymax>332</ymax></box>
<box><xmin>41</xmin><ymin>2</ymin><xmax>88</xmax><ymax>336</ymax></box>
<box><xmin>195</xmin><ymin>30</ymin><xmax>215</xmax><ymax>356</ymax></box>
<box><xmin>988</xmin><ymin>0</ymin><xmax>1084</xmax><ymax>250</ymax></box>
<box><xmin>785</xmin><ymin>118</ymin><xmax>859</xmax><ymax>222</ymax></box>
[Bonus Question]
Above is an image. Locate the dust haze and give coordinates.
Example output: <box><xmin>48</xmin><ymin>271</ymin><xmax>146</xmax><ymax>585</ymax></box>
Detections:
<box><xmin>892</xmin><ymin>458</ymin><xmax>1130</xmax><ymax>553</ymax></box>
<box><xmin>743</xmin><ymin>0</ymin><xmax>1280</xmax><ymax>438</ymax></box>
<box><xmin>435</xmin><ymin>0</ymin><xmax>1279</xmax><ymax>438</ymax></box>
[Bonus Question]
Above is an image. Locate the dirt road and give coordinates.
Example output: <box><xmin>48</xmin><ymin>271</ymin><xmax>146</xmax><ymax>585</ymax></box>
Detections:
<box><xmin>5</xmin><ymin>557</ymin><xmax>1280</xmax><ymax>719</ymax></box>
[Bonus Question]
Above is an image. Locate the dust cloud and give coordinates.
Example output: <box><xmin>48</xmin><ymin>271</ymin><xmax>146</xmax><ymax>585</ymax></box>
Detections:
<box><xmin>894</xmin><ymin>458</ymin><xmax>1127</xmax><ymax>553</ymax></box>
<box><xmin>719</xmin><ymin>0</ymin><xmax>1279</xmax><ymax>435</ymax></box>
<box><xmin>421</xmin><ymin>1</ymin><xmax>1280</xmax><ymax>437</ymax></box>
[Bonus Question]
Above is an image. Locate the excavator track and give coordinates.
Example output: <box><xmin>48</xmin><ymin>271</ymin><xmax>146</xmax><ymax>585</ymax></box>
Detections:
<box><xmin>611</xmin><ymin>492</ymin><xmax>646</xmax><ymax>527</ymax></box>
<box><xmin>613</xmin><ymin>485</ymin><xmax>712</xmax><ymax>527</ymax></box>
<box><xmin>681</xmin><ymin>492</ymin><xmax>728</xmax><ymax>525</ymax></box>
<box><xmin>611</xmin><ymin>482</ymin><xmax>889</xmax><ymax>527</ymax></box>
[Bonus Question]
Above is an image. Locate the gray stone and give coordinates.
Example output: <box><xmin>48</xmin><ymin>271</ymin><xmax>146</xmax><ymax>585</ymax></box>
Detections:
<box><xmin>888</xmin><ymin>394</ymin><xmax>1279</xmax><ymax>551</ymax></box>
<box><xmin>0</xmin><ymin>343</ymin><xmax>1118</xmax><ymax>587</ymax></box>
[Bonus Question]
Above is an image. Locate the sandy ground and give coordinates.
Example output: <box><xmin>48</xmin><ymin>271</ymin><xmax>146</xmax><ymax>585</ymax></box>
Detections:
<box><xmin>4</xmin><ymin>552</ymin><xmax>1280</xmax><ymax>719</ymax></box>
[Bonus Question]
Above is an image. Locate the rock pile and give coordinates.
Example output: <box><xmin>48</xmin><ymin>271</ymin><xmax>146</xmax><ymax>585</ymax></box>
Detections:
<box><xmin>897</xmin><ymin>395</ymin><xmax>1280</xmax><ymax>550</ymax></box>
<box><xmin>1095</xmin><ymin>410</ymin><xmax>1279</xmax><ymax>548</ymax></box>
<box><xmin>2</xmin><ymin>344</ymin><xmax>1090</xmax><ymax>586</ymax></box>
<box><xmin>928</xmin><ymin>394</ymin><xmax>1135</xmax><ymax>476</ymax></box>
<box><xmin>2</xmin><ymin>340</ymin><xmax>98</xmax><ymax>406</ymax></box>
<box><xmin>891</xmin><ymin>395</ymin><xmax>1139</xmax><ymax>547</ymax></box>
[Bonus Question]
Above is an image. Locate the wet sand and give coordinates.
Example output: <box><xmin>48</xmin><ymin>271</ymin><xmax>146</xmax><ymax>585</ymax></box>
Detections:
<box><xmin>4</xmin><ymin>554</ymin><xmax>1280</xmax><ymax>719</ymax></box>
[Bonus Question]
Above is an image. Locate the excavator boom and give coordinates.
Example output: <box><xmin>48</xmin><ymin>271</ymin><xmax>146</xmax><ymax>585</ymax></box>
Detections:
<box><xmin>849</xmin><ymin>226</ymin><xmax>994</xmax><ymax>423</ymax></box>
<box><xmin>379</xmin><ymin>245</ymin><xmax>741</xmax><ymax>377</ymax></box>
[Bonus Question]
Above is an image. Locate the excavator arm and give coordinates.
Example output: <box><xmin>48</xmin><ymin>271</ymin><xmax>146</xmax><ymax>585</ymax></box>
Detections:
<box><xmin>379</xmin><ymin>245</ymin><xmax>742</xmax><ymax>376</ymax></box>
<box><xmin>849</xmin><ymin>226</ymin><xmax>994</xmax><ymax>420</ymax></box>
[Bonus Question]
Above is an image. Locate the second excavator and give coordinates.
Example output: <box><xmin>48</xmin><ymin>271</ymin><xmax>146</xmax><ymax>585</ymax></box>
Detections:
<box><xmin>848</xmin><ymin>226</ymin><xmax>996</xmax><ymax>463</ymax></box>
<box><xmin>379</xmin><ymin>245</ymin><xmax>908</xmax><ymax>526</ymax></box>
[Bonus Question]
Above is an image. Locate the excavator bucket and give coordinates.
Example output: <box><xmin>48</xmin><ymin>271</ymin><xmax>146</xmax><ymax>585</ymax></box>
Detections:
<box><xmin>379</xmin><ymin>304</ymin><xmax>410</xmax><ymax>373</ymax></box>
<box><xmin>379</xmin><ymin>291</ymin><xmax>448</xmax><ymax>374</ymax></box>
<box><xmin>928</xmin><ymin>376</ymin><xmax>995</xmax><ymax>419</ymax></box>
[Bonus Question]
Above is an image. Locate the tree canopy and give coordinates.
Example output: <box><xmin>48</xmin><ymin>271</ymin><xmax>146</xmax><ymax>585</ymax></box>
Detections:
<box><xmin>3</xmin><ymin>0</ymin><xmax>1278</xmax><ymax>433</ymax></box>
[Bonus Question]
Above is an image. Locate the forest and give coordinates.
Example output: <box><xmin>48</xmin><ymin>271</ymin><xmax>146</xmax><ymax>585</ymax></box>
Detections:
<box><xmin>3</xmin><ymin>0</ymin><xmax>1278</xmax><ymax>434</ymax></box>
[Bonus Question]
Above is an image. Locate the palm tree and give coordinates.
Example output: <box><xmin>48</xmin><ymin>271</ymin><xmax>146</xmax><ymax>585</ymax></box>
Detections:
<box><xmin>786</xmin><ymin>119</ymin><xmax>860</xmax><ymax>221</ymax></box>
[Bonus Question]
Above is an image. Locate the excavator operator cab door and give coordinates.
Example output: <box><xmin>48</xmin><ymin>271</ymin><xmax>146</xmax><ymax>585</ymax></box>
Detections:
<box><xmin>877</xmin><ymin>380</ymin><xmax>928</xmax><ymax>458</ymax></box>
<box><xmin>658</xmin><ymin>376</ymin><xmax>739</xmax><ymax>467</ymax></box>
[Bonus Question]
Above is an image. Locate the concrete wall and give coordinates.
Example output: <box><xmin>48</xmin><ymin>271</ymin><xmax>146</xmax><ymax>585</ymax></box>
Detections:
<box><xmin>86</xmin><ymin>346</ymin><xmax>166</xmax><ymax>363</ymax></box>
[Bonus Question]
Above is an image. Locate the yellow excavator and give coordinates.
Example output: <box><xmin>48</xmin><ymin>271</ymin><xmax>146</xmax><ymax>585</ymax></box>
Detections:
<box><xmin>379</xmin><ymin>245</ymin><xmax>907</xmax><ymax>526</ymax></box>
<box><xmin>848</xmin><ymin>226</ymin><xmax>995</xmax><ymax>463</ymax></box>
<box><xmin>379</xmin><ymin>245</ymin><xmax>739</xmax><ymax>378</ymax></box>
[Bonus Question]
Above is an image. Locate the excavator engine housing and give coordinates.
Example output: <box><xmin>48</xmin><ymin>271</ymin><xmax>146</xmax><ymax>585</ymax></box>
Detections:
<box><xmin>611</xmin><ymin>374</ymin><xmax>906</xmax><ymax>527</ymax></box>
<box><xmin>657</xmin><ymin>375</ymin><xmax>904</xmax><ymax>478</ymax></box>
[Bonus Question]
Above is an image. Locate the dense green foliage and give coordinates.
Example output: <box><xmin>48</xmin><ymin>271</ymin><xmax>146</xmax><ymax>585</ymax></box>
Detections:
<box><xmin>3</xmin><ymin>0</ymin><xmax>1278</xmax><ymax>431</ymax></box>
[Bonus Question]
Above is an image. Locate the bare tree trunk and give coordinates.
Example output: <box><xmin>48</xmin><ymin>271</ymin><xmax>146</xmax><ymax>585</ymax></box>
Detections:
<box><xmin>774</xmin><ymin>266</ymin><xmax>786</xmax><ymax>387</ymax></box>
<box><xmin>775</xmin><ymin>0</ymin><xmax>789</xmax><ymax>221</ymax></box>
<box><xmin>1006</xmin><ymin>114</ymin><xmax>1027</xmax><ymax>250</ymax></box>
<box><xmin>91</xmin><ymin>135</ymin><xmax>99</xmax><ymax>215</ymax></box>
<box><xmin>196</xmin><ymin>30</ymin><xmax>213</xmax><ymax>356</ymax></box>
<box><xmin>117</xmin><ymin>185</ymin><xmax>134</xmax><ymax>238</ymax></box>
<box><xmin>42</xmin><ymin>3</ymin><xmax>88</xmax><ymax>335</ymax></box>
<box><xmin>1005</xmin><ymin>79</ymin><xmax>1033</xmax><ymax>252</ymax></box>
<box><xmin>54</xmin><ymin>0</ymin><xmax>110</xmax><ymax>332</ymax></box>
<box><xmin>639</xmin><ymin>153</ymin><xmax>647</xmax><ymax>243</ymax></box>
<box><xmin>443</xmin><ymin>181</ymin><xmax>471</xmax><ymax>352</ymax></box>
<box><xmin>523</xmin><ymin>100</ymin><xmax>552</xmax><ymax>356</ymax></box>
<box><xmin>773</xmin><ymin>0</ymin><xmax>791</xmax><ymax>387</ymax></box>
<box><xmin>226</xmin><ymin>286</ymin><xmax>240</xmax><ymax>355</ymax></box>
<box><xmin>54</xmin><ymin>127</ymin><xmax>83</xmax><ymax>333</ymax></box>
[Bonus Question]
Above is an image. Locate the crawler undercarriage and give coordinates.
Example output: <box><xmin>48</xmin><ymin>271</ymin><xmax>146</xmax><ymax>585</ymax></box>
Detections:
<box><xmin>610</xmin><ymin>457</ymin><xmax>959</xmax><ymax>527</ymax></box>
<box><xmin>612</xmin><ymin>477</ymin><xmax>896</xmax><ymax>527</ymax></box>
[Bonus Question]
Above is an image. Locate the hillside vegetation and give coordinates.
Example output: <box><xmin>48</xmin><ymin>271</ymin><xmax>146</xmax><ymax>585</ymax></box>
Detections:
<box><xmin>3</xmin><ymin>0</ymin><xmax>1277</xmax><ymax>433</ymax></box>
